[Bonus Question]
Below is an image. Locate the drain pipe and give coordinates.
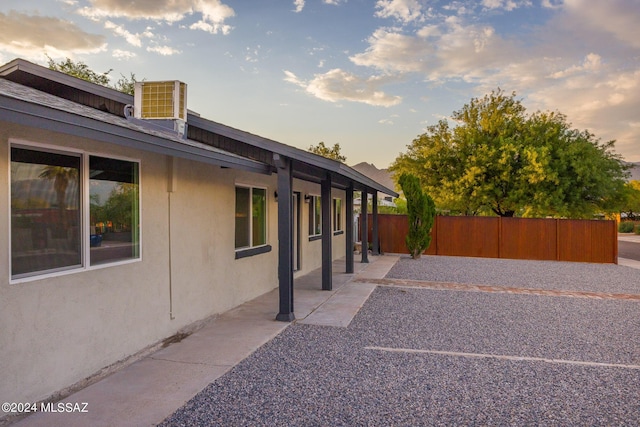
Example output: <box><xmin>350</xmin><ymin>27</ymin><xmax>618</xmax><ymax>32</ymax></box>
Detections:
<box><xmin>168</xmin><ymin>157</ymin><xmax>176</xmax><ymax>320</ymax></box>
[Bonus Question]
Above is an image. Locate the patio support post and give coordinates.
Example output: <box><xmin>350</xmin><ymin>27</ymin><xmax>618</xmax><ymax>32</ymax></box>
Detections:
<box><xmin>274</xmin><ymin>154</ymin><xmax>295</xmax><ymax>322</ymax></box>
<box><xmin>372</xmin><ymin>190</ymin><xmax>379</xmax><ymax>255</ymax></box>
<box><xmin>345</xmin><ymin>184</ymin><xmax>354</xmax><ymax>274</ymax></box>
<box><xmin>361</xmin><ymin>189</ymin><xmax>369</xmax><ymax>263</ymax></box>
<box><xmin>321</xmin><ymin>173</ymin><xmax>332</xmax><ymax>291</ymax></box>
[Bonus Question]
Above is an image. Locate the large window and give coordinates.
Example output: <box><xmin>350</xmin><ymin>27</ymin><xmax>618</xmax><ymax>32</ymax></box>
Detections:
<box><xmin>235</xmin><ymin>186</ymin><xmax>267</xmax><ymax>250</ymax></box>
<box><xmin>308</xmin><ymin>195</ymin><xmax>321</xmax><ymax>237</ymax></box>
<box><xmin>333</xmin><ymin>198</ymin><xmax>343</xmax><ymax>232</ymax></box>
<box><xmin>10</xmin><ymin>144</ymin><xmax>140</xmax><ymax>280</ymax></box>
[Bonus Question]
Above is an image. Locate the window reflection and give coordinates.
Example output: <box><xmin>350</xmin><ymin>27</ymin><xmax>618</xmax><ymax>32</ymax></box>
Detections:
<box><xmin>11</xmin><ymin>147</ymin><xmax>81</xmax><ymax>277</ymax></box>
<box><xmin>89</xmin><ymin>156</ymin><xmax>140</xmax><ymax>265</ymax></box>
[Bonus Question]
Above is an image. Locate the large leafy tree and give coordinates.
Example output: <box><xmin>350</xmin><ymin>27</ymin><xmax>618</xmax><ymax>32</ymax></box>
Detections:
<box><xmin>308</xmin><ymin>141</ymin><xmax>346</xmax><ymax>162</ymax></box>
<box><xmin>391</xmin><ymin>89</ymin><xmax>628</xmax><ymax>218</ymax></box>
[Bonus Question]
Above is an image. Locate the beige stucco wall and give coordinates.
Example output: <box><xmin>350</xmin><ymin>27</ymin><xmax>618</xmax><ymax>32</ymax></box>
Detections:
<box><xmin>292</xmin><ymin>181</ymin><xmax>346</xmax><ymax>277</ymax></box>
<box><xmin>0</xmin><ymin>123</ymin><xmax>281</xmax><ymax>404</ymax></box>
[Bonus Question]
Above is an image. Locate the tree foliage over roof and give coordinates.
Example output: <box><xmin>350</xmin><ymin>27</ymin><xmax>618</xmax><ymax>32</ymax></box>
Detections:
<box><xmin>46</xmin><ymin>56</ymin><xmax>139</xmax><ymax>95</ymax></box>
<box><xmin>308</xmin><ymin>141</ymin><xmax>346</xmax><ymax>162</ymax></box>
<box><xmin>391</xmin><ymin>89</ymin><xmax>629</xmax><ymax>218</ymax></box>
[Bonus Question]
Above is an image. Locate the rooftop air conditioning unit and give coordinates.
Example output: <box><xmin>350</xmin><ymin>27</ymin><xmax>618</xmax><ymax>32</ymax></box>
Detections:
<box><xmin>134</xmin><ymin>80</ymin><xmax>187</xmax><ymax>136</ymax></box>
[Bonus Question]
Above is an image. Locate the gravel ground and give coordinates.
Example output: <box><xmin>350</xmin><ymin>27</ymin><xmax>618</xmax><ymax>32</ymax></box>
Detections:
<box><xmin>161</xmin><ymin>258</ymin><xmax>640</xmax><ymax>426</ymax></box>
<box><xmin>387</xmin><ymin>255</ymin><xmax>640</xmax><ymax>294</ymax></box>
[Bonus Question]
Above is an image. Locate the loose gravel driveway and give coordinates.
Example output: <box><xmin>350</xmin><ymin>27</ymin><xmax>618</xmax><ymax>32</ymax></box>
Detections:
<box><xmin>161</xmin><ymin>256</ymin><xmax>640</xmax><ymax>426</ymax></box>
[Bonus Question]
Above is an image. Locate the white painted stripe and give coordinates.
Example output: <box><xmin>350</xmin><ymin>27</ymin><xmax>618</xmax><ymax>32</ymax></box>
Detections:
<box><xmin>365</xmin><ymin>346</ymin><xmax>640</xmax><ymax>370</ymax></box>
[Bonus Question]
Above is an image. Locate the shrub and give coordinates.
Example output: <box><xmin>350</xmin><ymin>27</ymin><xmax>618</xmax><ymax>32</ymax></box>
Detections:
<box><xmin>619</xmin><ymin>221</ymin><xmax>635</xmax><ymax>233</ymax></box>
<box><xmin>398</xmin><ymin>173</ymin><xmax>436</xmax><ymax>259</ymax></box>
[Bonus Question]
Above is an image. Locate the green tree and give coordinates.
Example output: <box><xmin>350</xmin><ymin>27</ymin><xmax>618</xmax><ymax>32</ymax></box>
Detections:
<box><xmin>391</xmin><ymin>89</ymin><xmax>628</xmax><ymax>218</ymax></box>
<box><xmin>112</xmin><ymin>72</ymin><xmax>140</xmax><ymax>96</ymax></box>
<box><xmin>398</xmin><ymin>173</ymin><xmax>435</xmax><ymax>259</ymax></box>
<box><xmin>620</xmin><ymin>180</ymin><xmax>640</xmax><ymax>220</ymax></box>
<box><xmin>308</xmin><ymin>142</ymin><xmax>347</xmax><ymax>162</ymax></box>
<box><xmin>47</xmin><ymin>56</ymin><xmax>140</xmax><ymax>95</ymax></box>
<box><xmin>47</xmin><ymin>55</ymin><xmax>111</xmax><ymax>86</ymax></box>
<box><xmin>102</xmin><ymin>183</ymin><xmax>138</xmax><ymax>232</ymax></box>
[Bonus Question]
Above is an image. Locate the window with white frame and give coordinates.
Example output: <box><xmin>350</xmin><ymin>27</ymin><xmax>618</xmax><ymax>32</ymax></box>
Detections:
<box><xmin>333</xmin><ymin>198</ymin><xmax>342</xmax><ymax>232</ymax></box>
<box><xmin>10</xmin><ymin>144</ymin><xmax>140</xmax><ymax>280</ymax></box>
<box><xmin>235</xmin><ymin>186</ymin><xmax>267</xmax><ymax>250</ymax></box>
<box><xmin>308</xmin><ymin>195</ymin><xmax>321</xmax><ymax>237</ymax></box>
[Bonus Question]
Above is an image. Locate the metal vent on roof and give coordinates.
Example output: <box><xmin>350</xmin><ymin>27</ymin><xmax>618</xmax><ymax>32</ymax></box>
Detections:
<box><xmin>133</xmin><ymin>80</ymin><xmax>188</xmax><ymax>137</ymax></box>
<box><xmin>134</xmin><ymin>81</ymin><xmax>187</xmax><ymax>121</ymax></box>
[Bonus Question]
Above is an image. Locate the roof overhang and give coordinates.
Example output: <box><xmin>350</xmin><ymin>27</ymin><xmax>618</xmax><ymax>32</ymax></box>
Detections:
<box><xmin>0</xmin><ymin>82</ymin><xmax>270</xmax><ymax>175</ymax></box>
<box><xmin>0</xmin><ymin>58</ymin><xmax>133</xmax><ymax>106</ymax></box>
<box><xmin>188</xmin><ymin>114</ymin><xmax>398</xmax><ymax>197</ymax></box>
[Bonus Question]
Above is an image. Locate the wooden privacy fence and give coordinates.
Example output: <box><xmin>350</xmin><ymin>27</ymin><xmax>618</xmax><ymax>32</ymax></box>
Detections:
<box><xmin>366</xmin><ymin>214</ymin><xmax>618</xmax><ymax>264</ymax></box>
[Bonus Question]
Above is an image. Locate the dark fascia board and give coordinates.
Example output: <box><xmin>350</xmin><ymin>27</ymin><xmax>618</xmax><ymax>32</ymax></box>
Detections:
<box><xmin>0</xmin><ymin>90</ymin><xmax>270</xmax><ymax>174</ymax></box>
<box><xmin>188</xmin><ymin>114</ymin><xmax>398</xmax><ymax>197</ymax></box>
<box><xmin>0</xmin><ymin>58</ymin><xmax>133</xmax><ymax>106</ymax></box>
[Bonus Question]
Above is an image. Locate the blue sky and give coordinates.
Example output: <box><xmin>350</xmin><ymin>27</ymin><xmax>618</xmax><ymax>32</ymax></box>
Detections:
<box><xmin>1</xmin><ymin>0</ymin><xmax>638</xmax><ymax>168</ymax></box>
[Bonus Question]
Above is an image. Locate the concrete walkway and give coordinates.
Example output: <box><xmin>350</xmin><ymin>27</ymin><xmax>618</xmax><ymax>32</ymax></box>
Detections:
<box><xmin>12</xmin><ymin>255</ymin><xmax>399</xmax><ymax>427</ymax></box>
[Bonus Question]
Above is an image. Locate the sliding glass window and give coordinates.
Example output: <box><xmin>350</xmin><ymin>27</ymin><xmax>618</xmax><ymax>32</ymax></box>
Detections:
<box><xmin>10</xmin><ymin>144</ymin><xmax>141</xmax><ymax>280</ymax></box>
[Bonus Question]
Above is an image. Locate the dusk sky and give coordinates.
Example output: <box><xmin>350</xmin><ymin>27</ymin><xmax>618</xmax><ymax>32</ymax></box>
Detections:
<box><xmin>1</xmin><ymin>0</ymin><xmax>638</xmax><ymax>168</ymax></box>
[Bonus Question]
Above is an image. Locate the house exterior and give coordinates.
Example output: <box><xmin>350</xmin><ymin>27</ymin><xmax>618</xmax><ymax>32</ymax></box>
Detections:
<box><xmin>0</xmin><ymin>59</ymin><xmax>396</xmax><ymax>407</ymax></box>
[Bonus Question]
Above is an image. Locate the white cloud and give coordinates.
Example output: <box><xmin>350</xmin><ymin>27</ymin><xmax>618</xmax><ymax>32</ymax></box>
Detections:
<box><xmin>78</xmin><ymin>0</ymin><xmax>235</xmax><ymax>35</ymax></box>
<box><xmin>350</xmin><ymin>28</ymin><xmax>434</xmax><ymax>73</ymax></box>
<box><xmin>104</xmin><ymin>21</ymin><xmax>142</xmax><ymax>47</ymax></box>
<box><xmin>482</xmin><ymin>0</ymin><xmax>531</xmax><ymax>12</ymax></box>
<box><xmin>541</xmin><ymin>0</ymin><xmax>563</xmax><ymax>9</ymax></box>
<box><xmin>293</xmin><ymin>0</ymin><xmax>305</xmax><ymax>13</ymax></box>
<box><xmin>146</xmin><ymin>45</ymin><xmax>181</xmax><ymax>56</ymax></box>
<box><xmin>0</xmin><ymin>11</ymin><xmax>106</xmax><ymax>60</ymax></box>
<box><xmin>562</xmin><ymin>0</ymin><xmax>640</xmax><ymax>48</ymax></box>
<box><xmin>189</xmin><ymin>20</ymin><xmax>233</xmax><ymax>35</ymax></box>
<box><xmin>284</xmin><ymin>68</ymin><xmax>402</xmax><ymax>107</ymax></box>
<box><xmin>191</xmin><ymin>0</ymin><xmax>235</xmax><ymax>34</ymax></box>
<box><xmin>245</xmin><ymin>46</ymin><xmax>261</xmax><ymax>63</ymax></box>
<box><xmin>548</xmin><ymin>53</ymin><xmax>602</xmax><ymax>79</ymax></box>
<box><xmin>142</xmin><ymin>28</ymin><xmax>155</xmax><ymax>39</ymax></box>
<box><xmin>112</xmin><ymin>49</ymin><xmax>136</xmax><ymax>59</ymax></box>
<box><xmin>351</xmin><ymin>21</ymin><xmax>512</xmax><ymax>80</ymax></box>
<box><xmin>375</xmin><ymin>0</ymin><xmax>424</xmax><ymax>24</ymax></box>
<box><xmin>284</xmin><ymin>70</ymin><xmax>303</xmax><ymax>86</ymax></box>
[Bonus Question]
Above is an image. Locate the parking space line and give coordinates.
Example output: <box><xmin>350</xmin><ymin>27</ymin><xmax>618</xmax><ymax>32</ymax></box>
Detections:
<box><xmin>365</xmin><ymin>346</ymin><xmax>640</xmax><ymax>370</ymax></box>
